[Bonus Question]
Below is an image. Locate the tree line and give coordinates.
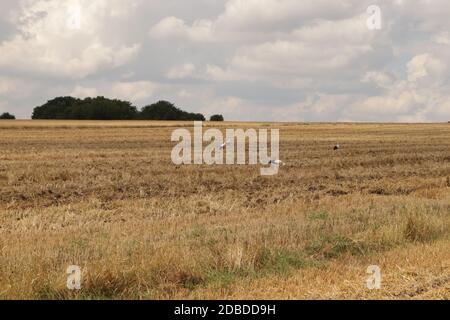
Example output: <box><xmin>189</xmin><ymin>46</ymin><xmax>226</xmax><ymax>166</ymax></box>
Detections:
<box><xmin>26</xmin><ymin>97</ymin><xmax>224</xmax><ymax>121</ymax></box>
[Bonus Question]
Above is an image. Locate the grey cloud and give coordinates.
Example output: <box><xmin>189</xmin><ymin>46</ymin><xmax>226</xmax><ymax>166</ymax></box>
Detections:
<box><xmin>0</xmin><ymin>0</ymin><xmax>449</xmax><ymax>121</ymax></box>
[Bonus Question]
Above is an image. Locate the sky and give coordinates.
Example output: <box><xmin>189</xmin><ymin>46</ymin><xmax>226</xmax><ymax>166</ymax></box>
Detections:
<box><xmin>0</xmin><ymin>0</ymin><xmax>449</xmax><ymax>122</ymax></box>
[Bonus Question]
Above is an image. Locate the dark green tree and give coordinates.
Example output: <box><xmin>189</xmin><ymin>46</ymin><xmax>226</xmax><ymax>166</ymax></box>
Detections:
<box><xmin>32</xmin><ymin>97</ymin><xmax>204</xmax><ymax>121</ymax></box>
<box><xmin>74</xmin><ymin>97</ymin><xmax>138</xmax><ymax>120</ymax></box>
<box><xmin>32</xmin><ymin>97</ymin><xmax>81</xmax><ymax>119</ymax></box>
<box><xmin>0</xmin><ymin>112</ymin><xmax>16</xmax><ymax>119</ymax></box>
<box><xmin>32</xmin><ymin>96</ymin><xmax>138</xmax><ymax>120</ymax></box>
<box><xmin>210</xmin><ymin>114</ymin><xmax>224</xmax><ymax>122</ymax></box>
<box><xmin>140</xmin><ymin>101</ymin><xmax>205</xmax><ymax>121</ymax></box>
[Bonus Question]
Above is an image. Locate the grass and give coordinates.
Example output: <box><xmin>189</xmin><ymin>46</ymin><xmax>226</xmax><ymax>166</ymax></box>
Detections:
<box><xmin>0</xmin><ymin>121</ymin><xmax>449</xmax><ymax>299</ymax></box>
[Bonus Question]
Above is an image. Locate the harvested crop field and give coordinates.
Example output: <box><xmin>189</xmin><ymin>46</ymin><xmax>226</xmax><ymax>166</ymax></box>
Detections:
<box><xmin>0</xmin><ymin>120</ymin><xmax>449</xmax><ymax>299</ymax></box>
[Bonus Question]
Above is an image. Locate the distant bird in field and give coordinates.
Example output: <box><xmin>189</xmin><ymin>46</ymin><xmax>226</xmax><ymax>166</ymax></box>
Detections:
<box><xmin>334</xmin><ymin>144</ymin><xmax>340</xmax><ymax>151</ymax></box>
<box><xmin>269</xmin><ymin>159</ymin><xmax>286</xmax><ymax>166</ymax></box>
<box><xmin>220</xmin><ymin>139</ymin><xmax>231</xmax><ymax>149</ymax></box>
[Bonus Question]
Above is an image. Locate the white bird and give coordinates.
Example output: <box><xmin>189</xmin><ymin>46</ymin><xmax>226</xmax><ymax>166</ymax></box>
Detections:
<box><xmin>269</xmin><ymin>159</ymin><xmax>285</xmax><ymax>166</ymax></box>
<box><xmin>334</xmin><ymin>144</ymin><xmax>340</xmax><ymax>151</ymax></box>
<box><xmin>220</xmin><ymin>139</ymin><xmax>231</xmax><ymax>149</ymax></box>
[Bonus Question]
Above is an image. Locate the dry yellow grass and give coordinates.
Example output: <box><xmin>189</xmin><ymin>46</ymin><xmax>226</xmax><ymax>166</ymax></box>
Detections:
<box><xmin>0</xmin><ymin>120</ymin><xmax>449</xmax><ymax>299</ymax></box>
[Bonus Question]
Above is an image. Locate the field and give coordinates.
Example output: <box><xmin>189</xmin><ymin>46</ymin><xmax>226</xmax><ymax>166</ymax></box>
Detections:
<box><xmin>0</xmin><ymin>120</ymin><xmax>449</xmax><ymax>300</ymax></box>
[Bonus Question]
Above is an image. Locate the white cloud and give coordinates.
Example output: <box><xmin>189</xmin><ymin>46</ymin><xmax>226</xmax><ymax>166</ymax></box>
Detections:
<box><xmin>233</xmin><ymin>39</ymin><xmax>371</xmax><ymax>74</ymax></box>
<box><xmin>69</xmin><ymin>81</ymin><xmax>157</xmax><ymax>104</ymax></box>
<box><xmin>149</xmin><ymin>0</ymin><xmax>362</xmax><ymax>43</ymax></box>
<box><xmin>204</xmin><ymin>14</ymin><xmax>375</xmax><ymax>87</ymax></box>
<box><xmin>70</xmin><ymin>86</ymin><xmax>99</xmax><ymax>99</ymax></box>
<box><xmin>316</xmin><ymin>53</ymin><xmax>449</xmax><ymax>122</ymax></box>
<box><xmin>149</xmin><ymin>17</ymin><xmax>214</xmax><ymax>42</ymax></box>
<box><xmin>435</xmin><ymin>98</ymin><xmax>450</xmax><ymax>117</ymax></box>
<box><xmin>3</xmin><ymin>0</ymin><xmax>450</xmax><ymax>121</ymax></box>
<box><xmin>205</xmin><ymin>65</ymin><xmax>241</xmax><ymax>82</ymax></box>
<box><xmin>206</xmin><ymin>38</ymin><xmax>372</xmax><ymax>84</ymax></box>
<box><xmin>110</xmin><ymin>81</ymin><xmax>157</xmax><ymax>102</ymax></box>
<box><xmin>166</xmin><ymin>63</ymin><xmax>196</xmax><ymax>79</ymax></box>
<box><xmin>0</xmin><ymin>0</ymin><xmax>141</xmax><ymax>78</ymax></box>
<box><xmin>0</xmin><ymin>101</ymin><xmax>6</xmax><ymax>113</ymax></box>
<box><xmin>0</xmin><ymin>77</ymin><xmax>17</xmax><ymax>96</ymax></box>
<box><xmin>358</xmin><ymin>91</ymin><xmax>423</xmax><ymax>116</ymax></box>
<box><xmin>362</xmin><ymin>71</ymin><xmax>394</xmax><ymax>88</ymax></box>
<box><xmin>432</xmin><ymin>31</ymin><xmax>450</xmax><ymax>45</ymax></box>
<box><xmin>177</xmin><ymin>89</ymin><xmax>194</xmax><ymax>99</ymax></box>
<box><xmin>0</xmin><ymin>76</ymin><xmax>37</xmax><ymax>99</ymax></box>
<box><xmin>199</xmin><ymin>96</ymin><xmax>269</xmax><ymax>120</ymax></box>
<box><xmin>216</xmin><ymin>0</ymin><xmax>356</xmax><ymax>29</ymax></box>
<box><xmin>407</xmin><ymin>53</ymin><xmax>447</xmax><ymax>82</ymax></box>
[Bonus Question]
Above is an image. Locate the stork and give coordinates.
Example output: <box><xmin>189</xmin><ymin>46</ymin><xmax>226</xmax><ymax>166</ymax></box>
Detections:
<box><xmin>269</xmin><ymin>159</ymin><xmax>286</xmax><ymax>166</ymax></box>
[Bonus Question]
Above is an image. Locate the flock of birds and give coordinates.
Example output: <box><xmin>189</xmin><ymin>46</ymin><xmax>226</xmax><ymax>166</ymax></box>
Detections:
<box><xmin>218</xmin><ymin>140</ymin><xmax>341</xmax><ymax>168</ymax></box>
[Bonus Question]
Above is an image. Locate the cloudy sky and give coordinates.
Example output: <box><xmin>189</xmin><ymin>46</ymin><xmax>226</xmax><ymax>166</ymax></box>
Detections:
<box><xmin>0</xmin><ymin>0</ymin><xmax>449</xmax><ymax>121</ymax></box>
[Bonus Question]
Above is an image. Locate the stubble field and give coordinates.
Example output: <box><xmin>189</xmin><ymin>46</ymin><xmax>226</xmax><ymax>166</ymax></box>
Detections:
<box><xmin>0</xmin><ymin>120</ymin><xmax>449</xmax><ymax>299</ymax></box>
